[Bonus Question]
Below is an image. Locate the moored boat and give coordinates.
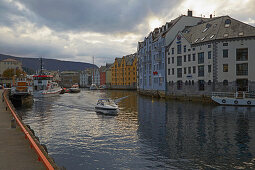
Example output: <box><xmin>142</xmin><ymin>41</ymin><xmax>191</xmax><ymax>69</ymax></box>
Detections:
<box><xmin>69</xmin><ymin>84</ymin><xmax>81</xmax><ymax>93</ymax></box>
<box><xmin>33</xmin><ymin>75</ymin><xmax>62</xmax><ymax>97</ymax></box>
<box><xmin>211</xmin><ymin>92</ymin><xmax>255</xmax><ymax>106</ymax></box>
<box><xmin>90</xmin><ymin>84</ymin><xmax>97</xmax><ymax>90</ymax></box>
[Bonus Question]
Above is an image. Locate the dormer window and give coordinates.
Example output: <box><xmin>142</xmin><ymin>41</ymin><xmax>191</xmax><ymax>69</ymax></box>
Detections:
<box><xmin>201</xmin><ymin>37</ymin><xmax>206</xmax><ymax>41</ymax></box>
<box><xmin>224</xmin><ymin>33</ymin><xmax>229</xmax><ymax>37</ymax></box>
<box><xmin>210</xmin><ymin>34</ymin><xmax>215</xmax><ymax>39</ymax></box>
<box><xmin>225</xmin><ymin>19</ymin><xmax>231</xmax><ymax>27</ymax></box>
<box><xmin>239</xmin><ymin>32</ymin><xmax>244</xmax><ymax>36</ymax></box>
<box><xmin>194</xmin><ymin>38</ymin><xmax>199</xmax><ymax>43</ymax></box>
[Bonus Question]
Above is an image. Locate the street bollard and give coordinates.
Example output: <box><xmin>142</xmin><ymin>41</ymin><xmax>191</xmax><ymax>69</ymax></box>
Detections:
<box><xmin>11</xmin><ymin>118</ymin><xmax>16</xmax><ymax>128</ymax></box>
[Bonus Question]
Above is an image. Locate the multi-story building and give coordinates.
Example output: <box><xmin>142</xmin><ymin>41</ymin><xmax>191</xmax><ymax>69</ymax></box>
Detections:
<box><xmin>80</xmin><ymin>69</ymin><xmax>92</xmax><ymax>87</ymax></box>
<box><xmin>92</xmin><ymin>68</ymin><xmax>100</xmax><ymax>86</ymax></box>
<box><xmin>106</xmin><ymin>63</ymin><xmax>113</xmax><ymax>88</ymax></box>
<box><xmin>0</xmin><ymin>58</ymin><xmax>22</xmax><ymax>77</ymax></box>
<box><xmin>137</xmin><ymin>10</ymin><xmax>208</xmax><ymax>96</ymax></box>
<box><xmin>111</xmin><ymin>54</ymin><xmax>137</xmax><ymax>89</ymax></box>
<box><xmin>166</xmin><ymin>16</ymin><xmax>255</xmax><ymax>96</ymax></box>
<box><xmin>99</xmin><ymin>66</ymin><xmax>107</xmax><ymax>86</ymax></box>
<box><xmin>60</xmin><ymin>71</ymin><xmax>79</xmax><ymax>88</ymax></box>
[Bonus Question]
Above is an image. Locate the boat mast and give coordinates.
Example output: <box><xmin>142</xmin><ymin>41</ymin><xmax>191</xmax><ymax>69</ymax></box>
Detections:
<box><xmin>93</xmin><ymin>56</ymin><xmax>94</xmax><ymax>84</ymax></box>
<box><xmin>40</xmin><ymin>57</ymin><xmax>43</xmax><ymax>75</ymax></box>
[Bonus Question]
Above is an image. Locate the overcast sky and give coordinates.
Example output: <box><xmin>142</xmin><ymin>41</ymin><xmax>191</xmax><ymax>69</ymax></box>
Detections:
<box><xmin>0</xmin><ymin>0</ymin><xmax>254</xmax><ymax>66</ymax></box>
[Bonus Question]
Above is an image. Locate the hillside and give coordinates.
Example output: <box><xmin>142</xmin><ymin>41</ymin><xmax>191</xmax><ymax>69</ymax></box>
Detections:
<box><xmin>0</xmin><ymin>54</ymin><xmax>97</xmax><ymax>72</ymax></box>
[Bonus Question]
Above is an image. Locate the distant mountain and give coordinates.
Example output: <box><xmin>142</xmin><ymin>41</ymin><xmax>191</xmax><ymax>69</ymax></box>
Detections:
<box><xmin>0</xmin><ymin>54</ymin><xmax>97</xmax><ymax>72</ymax></box>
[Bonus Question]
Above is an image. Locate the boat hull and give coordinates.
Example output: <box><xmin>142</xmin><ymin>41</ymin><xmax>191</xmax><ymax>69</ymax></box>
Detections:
<box><xmin>69</xmin><ymin>88</ymin><xmax>81</xmax><ymax>93</ymax></box>
<box><xmin>211</xmin><ymin>96</ymin><xmax>255</xmax><ymax>106</ymax></box>
<box><xmin>33</xmin><ymin>89</ymin><xmax>62</xmax><ymax>98</ymax></box>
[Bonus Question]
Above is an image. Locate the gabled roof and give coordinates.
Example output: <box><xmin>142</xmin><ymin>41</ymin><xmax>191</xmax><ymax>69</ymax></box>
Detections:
<box><xmin>0</xmin><ymin>58</ymin><xmax>19</xmax><ymax>62</ymax></box>
<box><xmin>182</xmin><ymin>16</ymin><xmax>255</xmax><ymax>45</ymax></box>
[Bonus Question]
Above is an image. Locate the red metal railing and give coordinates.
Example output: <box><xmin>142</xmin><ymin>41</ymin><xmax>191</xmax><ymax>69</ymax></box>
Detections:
<box><xmin>3</xmin><ymin>90</ymin><xmax>54</xmax><ymax>170</ymax></box>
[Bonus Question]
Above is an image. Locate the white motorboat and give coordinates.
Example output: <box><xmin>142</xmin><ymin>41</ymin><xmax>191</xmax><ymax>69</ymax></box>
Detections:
<box><xmin>95</xmin><ymin>99</ymin><xmax>118</xmax><ymax>115</ymax></box>
<box><xmin>69</xmin><ymin>84</ymin><xmax>81</xmax><ymax>93</ymax></box>
<box><xmin>211</xmin><ymin>92</ymin><xmax>255</xmax><ymax>106</ymax></box>
<box><xmin>90</xmin><ymin>84</ymin><xmax>97</xmax><ymax>90</ymax></box>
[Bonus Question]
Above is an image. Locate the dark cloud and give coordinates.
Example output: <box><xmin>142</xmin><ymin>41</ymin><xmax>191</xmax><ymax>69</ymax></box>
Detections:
<box><xmin>15</xmin><ymin>0</ymin><xmax>182</xmax><ymax>33</ymax></box>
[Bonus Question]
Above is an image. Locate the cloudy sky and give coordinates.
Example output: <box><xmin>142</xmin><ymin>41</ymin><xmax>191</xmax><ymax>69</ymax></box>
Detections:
<box><xmin>0</xmin><ymin>0</ymin><xmax>254</xmax><ymax>66</ymax></box>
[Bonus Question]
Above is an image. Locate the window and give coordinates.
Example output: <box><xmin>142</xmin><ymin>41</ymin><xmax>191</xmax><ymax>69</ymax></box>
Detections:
<box><xmin>184</xmin><ymin>55</ymin><xmax>186</xmax><ymax>62</ymax></box>
<box><xmin>184</xmin><ymin>67</ymin><xmax>187</xmax><ymax>74</ymax></box>
<box><xmin>198</xmin><ymin>52</ymin><xmax>204</xmax><ymax>64</ymax></box>
<box><xmin>172</xmin><ymin>57</ymin><xmax>174</xmax><ymax>64</ymax></box>
<box><xmin>239</xmin><ymin>32</ymin><xmax>244</xmax><ymax>36</ymax></box>
<box><xmin>177</xmin><ymin>56</ymin><xmax>182</xmax><ymax>66</ymax></box>
<box><xmin>168</xmin><ymin>69</ymin><xmax>170</xmax><ymax>75</ymax></box>
<box><xmin>188</xmin><ymin>54</ymin><xmax>191</xmax><ymax>61</ymax></box>
<box><xmin>193</xmin><ymin>54</ymin><xmax>195</xmax><ymax>61</ymax></box>
<box><xmin>223</xmin><ymin>64</ymin><xmax>228</xmax><ymax>72</ymax></box>
<box><xmin>223</xmin><ymin>80</ymin><xmax>228</xmax><ymax>86</ymax></box>
<box><xmin>195</xmin><ymin>39</ymin><xmax>199</xmax><ymax>43</ymax></box>
<box><xmin>172</xmin><ymin>68</ymin><xmax>175</xmax><ymax>75</ymax></box>
<box><xmin>172</xmin><ymin>48</ymin><xmax>174</xmax><ymax>54</ymax></box>
<box><xmin>193</xmin><ymin>48</ymin><xmax>195</xmax><ymax>51</ymax></box>
<box><xmin>236</xmin><ymin>63</ymin><xmax>248</xmax><ymax>76</ymax></box>
<box><xmin>184</xmin><ymin>45</ymin><xmax>186</xmax><ymax>52</ymax></box>
<box><xmin>223</xmin><ymin>43</ymin><xmax>228</xmax><ymax>46</ymax></box>
<box><xmin>193</xmin><ymin>66</ymin><xmax>196</xmax><ymax>74</ymax></box>
<box><xmin>168</xmin><ymin>58</ymin><xmax>170</xmax><ymax>64</ymax></box>
<box><xmin>208</xmin><ymin>80</ymin><xmax>212</xmax><ymax>85</ymax></box>
<box><xmin>177</xmin><ymin>80</ymin><xmax>182</xmax><ymax>90</ymax></box>
<box><xmin>177</xmin><ymin>68</ymin><xmax>182</xmax><ymax>78</ymax></box>
<box><xmin>177</xmin><ymin>44</ymin><xmax>182</xmax><ymax>54</ymax></box>
<box><xmin>188</xmin><ymin>67</ymin><xmax>191</xmax><ymax>74</ymax></box>
<box><xmin>192</xmin><ymin>80</ymin><xmax>194</xmax><ymax>85</ymax></box>
<box><xmin>198</xmin><ymin>80</ymin><xmax>205</xmax><ymax>91</ymax></box>
<box><xmin>185</xmin><ymin>80</ymin><xmax>188</xmax><ymax>85</ymax></box>
<box><xmin>223</xmin><ymin>49</ymin><xmax>228</xmax><ymax>58</ymax></box>
<box><xmin>210</xmin><ymin>34</ymin><xmax>215</xmax><ymax>39</ymax></box>
<box><xmin>236</xmin><ymin>48</ymin><xmax>248</xmax><ymax>61</ymax></box>
<box><xmin>208</xmin><ymin>65</ymin><xmax>212</xmax><ymax>73</ymax></box>
<box><xmin>198</xmin><ymin>65</ymin><xmax>204</xmax><ymax>77</ymax></box>
<box><xmin>149</xmin><ymin>76</ymin><xmax>152</xmax><ymax>86</ymax></box>
<box><xmin>208</xmin><ymin>51</ymin><xmax>212</xmax><ymax>59</ymax></box>
<box><xmin>224</xmin><ymin>33</ymin><xmax>229</xmax><ymax>37</ymax></box>
<box><xmin>208</xmin><ymin>44</ymin><xmax>211</xmax><ymax>48</ymax></box>
<box><xmin>159</xmin><ymin>77</ymin><xmax>164</xmax><ymax>86</ymax></box>
<box><xmin>225</xmin><ymin>19</ymin><xmax>231</xmax><ymax>27</ymax></box>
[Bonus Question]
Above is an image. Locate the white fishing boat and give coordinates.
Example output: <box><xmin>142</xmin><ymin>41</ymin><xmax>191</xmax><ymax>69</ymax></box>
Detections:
<box><xmin>211</xmin><ymin>92</ymin><xmax>255</xmax><ymax>106</ymax></box>
<box><xmin>33</xmin><ymin>75</ymin><xmax>62</xmax><ymax>97</ymax></box>
<box><xmin>95</xmin><ymin>99</ymin><xmax>118</xmax><ymax>115</ymax></box>
<box><xmin>11</xmin><ymin>76</ymin><xmax>33</xmax><ymax>96</ymax></box>
<box><xmin>69</xmin><ymin>84</ymin><xmax>81</xmax><ymax>93</ymax></box>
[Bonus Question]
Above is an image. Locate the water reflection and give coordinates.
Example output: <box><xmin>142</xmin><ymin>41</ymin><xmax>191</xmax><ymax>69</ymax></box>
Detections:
<box><xmin>16</xmin><ymin>90</ymin><xmax>255</xmax><ymax>169</ymax></box>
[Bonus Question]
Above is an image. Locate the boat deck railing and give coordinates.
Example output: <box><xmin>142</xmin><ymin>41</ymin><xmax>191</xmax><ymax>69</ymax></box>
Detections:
<box><xmin>212</xmin><ymin>92</ymin><xmax>255</xmax><ymax>99</ymax></box>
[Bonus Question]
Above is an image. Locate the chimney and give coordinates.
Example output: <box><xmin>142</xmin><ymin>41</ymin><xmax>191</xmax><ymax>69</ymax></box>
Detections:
<box><xmin>210</xmin><ymin>14</ymin><xmax>212</xmax><ymax>18</ymax></box>
<box><xmin>188</xmin><ymin>10</ymin><xmax>193</xmax><ymax>17</ymax></box>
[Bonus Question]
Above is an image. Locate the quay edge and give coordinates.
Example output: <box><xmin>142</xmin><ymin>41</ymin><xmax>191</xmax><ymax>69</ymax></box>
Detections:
<box><xmin>2</xmin><ymin>89</ymin><xmax>60</xmax><ymax>170</ymax></box>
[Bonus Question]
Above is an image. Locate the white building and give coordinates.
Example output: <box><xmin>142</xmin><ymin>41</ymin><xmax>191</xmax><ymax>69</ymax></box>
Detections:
<box><xmin>0</xmin><ymin>58</ymin><xmax>22</xmax><ymax>77</ymax></box>
<box><xmin>166</xmin><ymin>16</ymin><xmax>255</xmax><ymax>96</ymax></box>
<box><xmin>80</xmin><ymin>69</ymin><xmax>92</xmax><ymax>88</ymax></box>
<box><xmin>92</xmin><ymin>68</ymin><xmax>100</xmax><ymax>86</ymax></box>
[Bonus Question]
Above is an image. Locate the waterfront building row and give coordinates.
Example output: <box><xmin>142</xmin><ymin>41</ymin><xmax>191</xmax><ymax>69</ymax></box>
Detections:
<box><xmin>137</xmin><ymin>10</ymin><xmax>255</xmax><ymax>97</ymax></box>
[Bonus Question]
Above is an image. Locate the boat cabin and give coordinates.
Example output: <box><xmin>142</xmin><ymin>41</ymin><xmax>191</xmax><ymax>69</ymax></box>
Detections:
<box><xmin>33</xmin><ymin>75</ymin><xmax>55</xmax><ymax>91</ymax></box>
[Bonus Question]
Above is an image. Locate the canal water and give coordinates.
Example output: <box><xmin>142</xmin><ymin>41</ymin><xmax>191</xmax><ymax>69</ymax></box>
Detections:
<box><xmin>17</xmin><ymin>90</ymin><xmax>255</xmax><ymax>169</ymax></box>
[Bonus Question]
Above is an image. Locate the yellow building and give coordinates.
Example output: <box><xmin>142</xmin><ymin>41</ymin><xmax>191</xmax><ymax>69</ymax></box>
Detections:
<box><xmin>111</xmin><ymin>53</ymin><xmax>137</xmax><ymax>88</ymax></box>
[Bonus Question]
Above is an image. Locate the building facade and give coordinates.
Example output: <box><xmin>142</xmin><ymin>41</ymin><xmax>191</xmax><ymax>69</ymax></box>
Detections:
<box><xmin>137</xmin><ymin>11</ymin><xmax>207</xmax><ymax>96</ymax></box>
<box><xmin>0</xmin><ymin>58</ymin><xmax>22</xmax><ymax>77</ymax></box>
<box><xmin>106</xmin><ymin>63</ymin><xmax>113</xmax><ymax>88</ymax></box>
<box><xmin>111</xmin><ymin>54</ymin><xmax>137</xmax><ymax>89</ymax></box>
<box><xmin>166</xmin><ymin>16</ymin><xmax>255</xmax><ymax>96</ymax></box>
<box><xmin>80</xmin><ymin>69</ymin><xmax>92</xmax><ymax>88</ymax></box>
<box><xmin>60</xmin><ymin>71</ymin><xmax>79</xmax><ymax>88</ymax></box>
<box><xmin>99</xmin><ymin>66</ymin><xmax>106</xmax><ymax>86</ymax></box>
<box><xmin>92</xmin><ymin>68</ymin><xmax>100</xmax><ymax>86</ymax></box>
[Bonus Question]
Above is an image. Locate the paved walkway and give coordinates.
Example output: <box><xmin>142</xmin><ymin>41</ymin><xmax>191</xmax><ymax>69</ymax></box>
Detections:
<box><xmin>0</xmin><ymin>89</ymin><xmax>45</xmax><ymax>170</ymax></box>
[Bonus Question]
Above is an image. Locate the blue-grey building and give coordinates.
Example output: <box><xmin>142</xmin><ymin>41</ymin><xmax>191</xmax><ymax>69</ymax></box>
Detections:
<box><xmin>138</xmin><ymin>11</ymin><xmax>207</xmax><ymax>96</ymax></box>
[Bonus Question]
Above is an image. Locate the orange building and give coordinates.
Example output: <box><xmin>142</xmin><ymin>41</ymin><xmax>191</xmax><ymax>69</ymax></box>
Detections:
<box><xmin>111</xmin><ymin>53</ymin><xmax>137</xmax><ymax>88</ymax></box>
